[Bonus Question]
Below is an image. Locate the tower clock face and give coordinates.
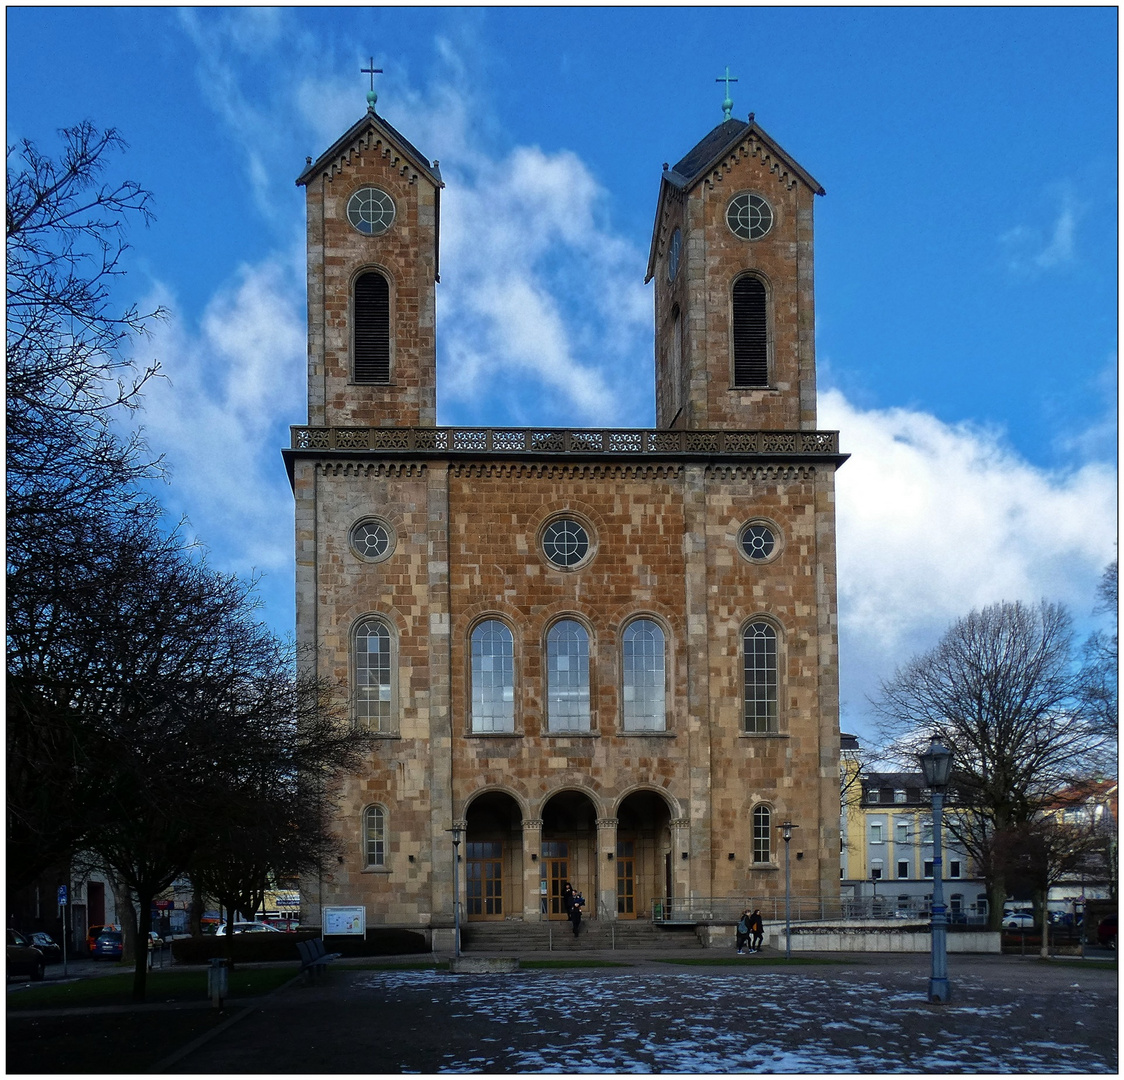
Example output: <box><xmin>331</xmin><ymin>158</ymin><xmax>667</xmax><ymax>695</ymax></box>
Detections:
<box><xmin>726</xmin><ymin>193</ymin><xmax>774</xmax><ymax>240</ymax></box>
<box><xmin>667</xmin><ymin>228</ymin><xmax>682</xmax><ymax>282</ymax></box>
<box><xmin>347</xmin><ymin>187</ymin><xmax>396</xmax><ymax>235</ymax></box>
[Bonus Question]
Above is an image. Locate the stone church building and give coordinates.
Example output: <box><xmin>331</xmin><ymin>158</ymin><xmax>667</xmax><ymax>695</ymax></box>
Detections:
<box><xmin>284</xmin><ymin>92</ymin><xmax>846</xmax><ymax>944</ymax></box>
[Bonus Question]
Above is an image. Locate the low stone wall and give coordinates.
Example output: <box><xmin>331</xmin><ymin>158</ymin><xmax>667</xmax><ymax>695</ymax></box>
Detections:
<box><xmin>763</xmin><ymin>929</ymin><xmax>1001</xmax><ymax>954</ymax></box>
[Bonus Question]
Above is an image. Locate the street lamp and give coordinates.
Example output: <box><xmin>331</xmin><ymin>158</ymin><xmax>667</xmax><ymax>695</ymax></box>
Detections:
<box><xmin>778</xmin><ymin>821</ymin><xmax>798</xmax><ymax>959</ymax></box>
<box><xmin>919</xmin><ymin>737</ymin><xmax>953</xmax><ymax>1004</ymax></box>
<box><xmin>447</xmin><ymin>824</ymin><xmax>463</xmax><ymax>958</ymax></box>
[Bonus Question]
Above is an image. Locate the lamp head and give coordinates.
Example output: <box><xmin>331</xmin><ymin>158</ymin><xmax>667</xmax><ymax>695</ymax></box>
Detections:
<box><xmin>919</xmin><ymin>738</ymin><xmax>953</xmax><ymax>791</ymax></box>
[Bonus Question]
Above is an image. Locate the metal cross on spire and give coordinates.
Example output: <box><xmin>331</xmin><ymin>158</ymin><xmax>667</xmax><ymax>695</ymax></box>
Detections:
<box><xmin>361</xmin><ymin>57</ymin><xmax>383</xmax><ymax>111</ymax></box>
<box><xmin>715</xmin><ymin>66</ymin><xmax>738</xmax><ymax>121</ymax></box>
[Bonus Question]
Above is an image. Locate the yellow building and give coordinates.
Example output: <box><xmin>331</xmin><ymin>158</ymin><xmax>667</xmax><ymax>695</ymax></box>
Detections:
<box><xmin>840</xmin><ymin>734</ymin><xmax>986</xmax><ymax>920</ymax></box>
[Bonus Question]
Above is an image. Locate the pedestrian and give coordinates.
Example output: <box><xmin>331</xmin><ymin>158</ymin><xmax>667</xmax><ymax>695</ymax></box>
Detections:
<box><xmin>735</xmin><ymin>909</ymin><xmax>751</xmax><ymax>954</ymax></box>
<box><xmin>748</xmin><ymin>908</ymin><xmax>764</xmax><ymax>952</ymax></box>
<box><xmin>569</xmin><ymin>889</ymin><xmax>585</xmax><ymax>937</ymax></box>
<box><xmin>561</xmin><ymin>882</ymin><xmax>574</xmax><ymax>917</ymax></box>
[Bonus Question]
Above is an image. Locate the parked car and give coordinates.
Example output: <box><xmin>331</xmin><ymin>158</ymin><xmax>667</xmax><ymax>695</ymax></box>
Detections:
<box><xmin>147</xmin><ymin>932</ymin><xmax>164</xmax><ymax>950</ymax></box>
<box><xmin>1004</xmin><ymin>913</ymin><xmax>1035</xmax><ymax>930</ymax></box>
<box><xmin>214</xmin><ymin>921</ymin><xmax>284</xmax><ymax>936</ymax></box>
<box><xmin>28</xmin><ymin>932</ymin><xmax>62</xmax><ymax>963</ymax></box>
<box><xmin>1096</xmin><ymin>914</ymin><xmax>1116</xmax><ymax>949</ymax></box>
<box><xmin>86</xmin><ymin>924</ymin><xmax>119</xmax><ymax>953</ymax></box>
<box><xmin>91</xmin><ymin>930</ymin><xmax>123</xmax><ymax>959</ymax></box>
<box><xmin>7</xmin><ymin>929</ymin><xmax>45</xmax><ymax>981</ymax></box>
<box><xmin>266</xmin><ymin>919</ymin><xmax>301</xmax><ymax>933</ymax></box>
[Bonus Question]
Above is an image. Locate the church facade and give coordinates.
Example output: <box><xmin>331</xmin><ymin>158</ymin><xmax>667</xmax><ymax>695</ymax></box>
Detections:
<box><xmin>284</xmin><ymin>96</ymin><xmax>846</xmax><ymax>942</ymax></box>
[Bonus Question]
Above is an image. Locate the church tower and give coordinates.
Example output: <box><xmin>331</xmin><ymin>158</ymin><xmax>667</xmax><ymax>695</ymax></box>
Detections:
<box><xmin>646</xmin><ymin>98</ymin><xmax>824</xmax><ymax>432</ymax></box>
<box><xmin>297</xmin><ymin>92</ymin><xmax>443</xmax><ymax>428</ymax></box>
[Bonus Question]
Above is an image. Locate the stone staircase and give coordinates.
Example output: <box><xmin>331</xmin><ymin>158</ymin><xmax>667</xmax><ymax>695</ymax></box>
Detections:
<box><xmin>461</xmin><ymin>919</ymin><xmax>705</xmax><ymax>953</ymax></box>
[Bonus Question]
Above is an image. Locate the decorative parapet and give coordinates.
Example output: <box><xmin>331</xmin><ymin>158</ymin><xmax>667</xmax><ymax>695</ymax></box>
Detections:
<box><xmin>290</xmin><ymin>426</ymin><xmax>841</xmax><ymax>457</ymax></box>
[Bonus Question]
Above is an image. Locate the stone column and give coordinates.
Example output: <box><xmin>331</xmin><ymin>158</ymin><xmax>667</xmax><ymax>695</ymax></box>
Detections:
<box><xmin>522</xmin><ymin>819</ymin><xmax>543</xmax><ymax>921</ymax></box>
<box><xmin>596</xmin><ymin>818</ymin><xmax>619</xmax><ymax>921</ymax></box>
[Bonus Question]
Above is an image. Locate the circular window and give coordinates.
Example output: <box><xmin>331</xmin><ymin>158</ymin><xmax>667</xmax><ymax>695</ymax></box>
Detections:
<box><xmin>542</xmin><ymin>518</ymin><xmax>590</xmax><ymax>569</ymax></box>
<box><xmin>347</xmin><ymin>188</ymin><xmax>396</xmax><ymax>236</ymax></box>
<box><xmin>726</xmin><ymin>193</ymin><xmax>774</xmax><ymax>240</ymax></box>
<box><xmin>350</xmin><ymin>518</ymin><xmax>394</xmax><ymax>562</ymax></box>
<box><xmin>738</xmin><ymin>520</ymin><xmax>782</xmax><ymax>563</ymax></box>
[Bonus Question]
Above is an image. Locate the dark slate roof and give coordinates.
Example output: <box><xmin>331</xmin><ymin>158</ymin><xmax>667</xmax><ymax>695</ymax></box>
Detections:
<box><xmin>668</xmin><ymin>118</ymin><xmax>751</xmax><ymax>186</ymax></box>
<box><xmin>296</xmin><ymin>108</ymin><xmax>443</xmax><ymax>189</ymax></box>
<box><xmin>645</xmin><ymin>115</ymin><xmax>824</xmax><ymax>283</ymax></box>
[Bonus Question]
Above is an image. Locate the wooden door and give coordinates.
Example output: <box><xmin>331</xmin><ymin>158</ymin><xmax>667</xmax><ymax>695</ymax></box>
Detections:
<box><xmin>542</xmin><ymin>841</ymin><xmax>569</xmax><ymax>918</ymax></box>
<box><xmin>616</xmin><ymin>839</ymin><xmax>636</xmax><ymax>918</ymax></box>
<box><xmin>466</xmin><ymin>841</ymin><xmax>503</xmax><ymax>920</ymax></box>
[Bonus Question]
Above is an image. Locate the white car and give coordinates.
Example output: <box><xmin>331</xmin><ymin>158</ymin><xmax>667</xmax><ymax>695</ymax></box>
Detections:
<box><xmin>215</xmin><ymin>921</ymin><xmax>284</xmax><ymax>936</ymax></box>
<box><xmin>1004</xmin><ymin>912</ymin><xmax>1035</xmax><ymax>930</ymax></box>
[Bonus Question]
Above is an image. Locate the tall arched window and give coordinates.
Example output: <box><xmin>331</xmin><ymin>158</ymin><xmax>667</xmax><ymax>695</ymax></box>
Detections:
<box><xmin>622</xmin><ymin>619</ymin><xmax>666</xmax><ymax>731</ymax></box>
<box><xmin>471</xmin><ymin>619</ymin><xmax>515</xmax><ymax>733</ymax></box>
<box><xmin>355</xmin><ymin>617</ymin><xmax>394</xmax><ymax>732</ymax></box>
<box><xmin>546</xmin><ymin>619</ymin><xmax>590</xmax><ymax>732</ymax></box>
<box><xmin>732</xmin><ymin>275</ymin><xmax>769</xmax><ymax>387</ymax></box>
<box><xmin>364</xmin><ymin>805</ymin><xmax>386</xmax><ymax>867</ymax></box>
<box><xmin>354</xmin><ymin>270</ymin><xmax>390</xmax><ymax>383</ymax></box>
<box><xmin>743</xmin><ymin>621</ymin><xmax>778</xmax><ymax>733</ymax></box>
<box><xmin>752</xmin><ymin>805</ymin><xmax>772</xmax><ymax>863</ymax></box>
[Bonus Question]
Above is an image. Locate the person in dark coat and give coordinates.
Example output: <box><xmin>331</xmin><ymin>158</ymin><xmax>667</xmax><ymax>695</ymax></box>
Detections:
<box><xmin>735</xmin><ymin>909</ymin><xmax>751</xmax><ymax>954</ymax></box>
<box><xmin>561</xmin><ymin>882</ymin><xmax>575</xmax><ymax>917</ymax></box>
<box><xmin>568</xmin><ymin>890</ymin><xmax>584</xmax><ymax>936</ymax></box>
<box><xmin>748</xmin><ymin>908</ymin><xmax>764</xmax><ymax>952</ymax></box>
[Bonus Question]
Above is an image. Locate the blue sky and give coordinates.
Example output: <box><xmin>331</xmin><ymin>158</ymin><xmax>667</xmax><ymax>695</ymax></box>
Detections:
<box><xmin>7</xmin><ymin>6</ymin><xmax>1117</xmax><ymax>745</ymax></box>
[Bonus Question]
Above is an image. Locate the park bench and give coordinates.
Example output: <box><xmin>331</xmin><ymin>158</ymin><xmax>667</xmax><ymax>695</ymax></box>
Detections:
<box><xmin>297</xmin><ymin>938</ymin><xmax>341</xmax><ymax>983</ymax></box>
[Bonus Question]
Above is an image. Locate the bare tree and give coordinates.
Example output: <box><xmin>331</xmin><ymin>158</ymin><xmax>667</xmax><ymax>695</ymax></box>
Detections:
<box><xmin>6</xmin><ymin>121</ymin><xmax>165</xmax><ymax>538</ymax></box>
<box><xmin>873</xmin><ymin>600</ymin><xmax>1107</xmax><ymax>929</ymax></box>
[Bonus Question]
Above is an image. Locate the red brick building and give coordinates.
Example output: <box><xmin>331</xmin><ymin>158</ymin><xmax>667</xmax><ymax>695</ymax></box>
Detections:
<box><xmin>285</xmin><ymin>100</ymin><xmax>846</xmax><ymax>944</ymax></box>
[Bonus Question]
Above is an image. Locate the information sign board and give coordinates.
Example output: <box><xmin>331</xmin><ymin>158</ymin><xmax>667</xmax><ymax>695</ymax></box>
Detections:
<box><xmin>323</xmin><ymin>906</ymin><xmax>366</xmax><ymax>936</ymax></box>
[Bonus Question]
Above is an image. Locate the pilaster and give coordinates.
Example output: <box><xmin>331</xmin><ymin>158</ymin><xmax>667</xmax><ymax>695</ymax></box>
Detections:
<box><xmin>522</xmin><ymin>818</ymin><xmax>544</xmax><ymax>920</ymax></box>
<box><xmin>596</xmin><ymin>818</ymin><xmax>619</xmax><ymax>921</ymax></box>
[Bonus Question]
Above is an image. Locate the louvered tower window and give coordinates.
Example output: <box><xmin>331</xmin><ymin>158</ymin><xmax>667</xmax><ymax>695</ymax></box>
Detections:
<box><xmin>732</xmin><ymin>275</ymin><xmax>769</xmax><ymax>387</ymax></box>
<box><xmin>354</xmin><ymin>270</ymin><xmax>390</xmax><ymax>383</ymax></box>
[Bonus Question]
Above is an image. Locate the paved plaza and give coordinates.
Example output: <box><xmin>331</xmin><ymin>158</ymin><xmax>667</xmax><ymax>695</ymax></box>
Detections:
<box><xmin>159</xmin><ymin>952</ymin><xmax>1116</xmax><ymax>1074</ymax></box>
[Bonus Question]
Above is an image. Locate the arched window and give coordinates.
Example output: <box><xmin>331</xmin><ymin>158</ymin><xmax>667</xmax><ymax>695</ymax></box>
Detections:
<box><xmin>743</xmin><ymin>621</ymin><xmax>778</xmax><ymax>733</ymax></box>
<box><xmin>732</xmin><ymin>275</ymin><xmax>769</xmax><ymax>387</ymax></box>
<box><xmin>355</xmin><ymin>617</ymin><xmax>394</xmax><ymax>731</ymax></box>
<box><xmin>622</xmin><ymin>619</ymin><xmax>666</xmax><ymax>731</ymax></box>
<box><xmin>471</xmin><ymin>620</ymin><xmax>515</xmax><ymax>733</ymax></box>
<box><xmin>752</xmin><ymin>805</ymin><xmax>772</xmax><ymax>863</ymax></box>
<box><xmin>364</xmin><ymin>805</ymin><xmax>386</xmax><ymax>867</ymax></box>
<box><xmin>546</xmin><ymin>619</ymin><xmax>590</xmax><ymax>732</ymax></box>
<box><xmin>354</xmin><ymin>270</ymin><xmax>390</xmax><ymax>383</ymax></box>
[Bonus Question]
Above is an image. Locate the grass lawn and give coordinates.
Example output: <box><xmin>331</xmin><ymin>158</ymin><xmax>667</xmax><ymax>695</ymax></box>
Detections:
<box><xmin>520</xmin><ymin>960</ymin><xmax>631</xmax><ymax>969</ymax></box>
<box><xmin>7</xmin><ymin>966</ymin><xmax>298</xmax><ymax>1011</ymax></box>
<box><xmin>7</xmin><ymin>1010</ymin><xmax>229</xmax><ymax>1074</ymax></box>
<box><xmin>658</xmin><ymin>955</ymin><xmax>854</xmax><ymax>967</ymax></box>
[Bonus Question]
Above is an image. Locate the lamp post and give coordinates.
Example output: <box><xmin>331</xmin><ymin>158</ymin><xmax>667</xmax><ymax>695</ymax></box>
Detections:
<box><xmin>778</xmin><ymin>821</ymin><xmax>798</xmax><ymax>959</ymax></box>
<box><xmin>447</xmin><ymin>824</ymin><xmax>463</xmax><ymax>958</ymax></box>
<box><xmin>919</xmin><ymin>737</ymin><xmax>953</xmax><ymax>1004</ymax></box>
<box><xmin>871</xmin><ymin>869</ymin><xmax>879</xmax><ymax>917</ymax></box>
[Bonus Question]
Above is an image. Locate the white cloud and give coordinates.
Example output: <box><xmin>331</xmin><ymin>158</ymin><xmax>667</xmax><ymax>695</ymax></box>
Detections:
<box><xmin>137</xmin><ymin>257</ymin><xmax>305</xmax><ymax>574</ymax></box>
<box><xmin>1000</xmin><ymin>187</ymin><xmax>1081</xmax><ymax>273</ymax></box>
<box><xmin>821</xmin><ymin>387</ymin><xmax>1117</xmax><ymax>737</ymax></box>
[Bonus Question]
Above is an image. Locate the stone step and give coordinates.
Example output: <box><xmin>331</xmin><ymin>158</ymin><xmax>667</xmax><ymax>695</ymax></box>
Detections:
<box><xmin>461</xmin><ymin>921</ymin><xmax>704</xmax><ymax>952</ymax></box>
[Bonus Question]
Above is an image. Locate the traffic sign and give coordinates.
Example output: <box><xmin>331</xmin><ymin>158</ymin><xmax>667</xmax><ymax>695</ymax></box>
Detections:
<box><xmin>57</xmin><ymin>885</ymin><xmax>68</xmax><ymax>905</ymax></box>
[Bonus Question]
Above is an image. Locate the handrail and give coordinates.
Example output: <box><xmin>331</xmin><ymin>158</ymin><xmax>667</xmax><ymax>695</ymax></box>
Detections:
<box><xmin>650</xmin><ymin>896</ymin><xmax>989</xmax><ymax>925</ymax></box>
<box><xmin>290</xmin><ymin>425</ymin><xmax>841</xmax><ymax>457</ymax></box>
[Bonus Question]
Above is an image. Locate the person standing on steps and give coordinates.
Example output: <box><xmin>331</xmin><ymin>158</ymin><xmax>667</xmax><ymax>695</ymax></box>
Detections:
<box><xmin>561</xmin><ymin>882</ymin><xmax>574</xmax><ymax>920</ymax></box>
<box><xmin>569</xmin><ymin>889</ymin><xmax>585</xmax><ymax>937</ymax></box>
